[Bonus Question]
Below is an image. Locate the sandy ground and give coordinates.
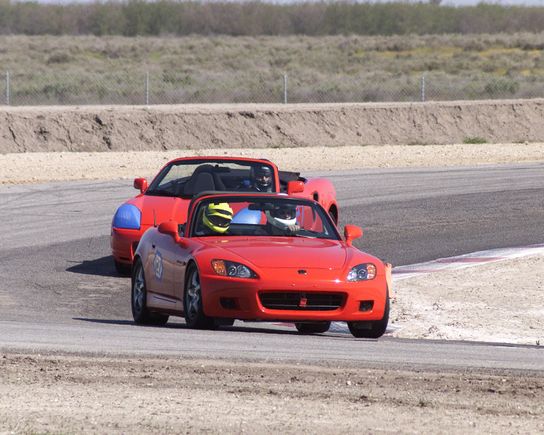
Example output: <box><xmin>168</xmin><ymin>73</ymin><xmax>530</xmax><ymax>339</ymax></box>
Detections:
<box><xmin>391</xmin><ymin>254</ymin><xmax>544</xmax><ymax>345</ymax></box>
<box><xmin>1</xmin><ymin>353</ymin><xmax>543</xmax><ymax>434</ymax></box>
<box><xmin>1</xmin><ymin>142</ymin><xmax>544</xmax><ymax>184</ymax></box>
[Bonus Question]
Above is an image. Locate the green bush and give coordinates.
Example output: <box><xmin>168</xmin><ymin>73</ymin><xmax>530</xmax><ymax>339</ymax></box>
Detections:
<box><xmin>484</xmin><ymin>79</ymin><xmax>520</xmax><ymax>96</ymax></box>
<box><xmin>463</xmin><ymin>137</ymin><xmax>487</xmax><ymax>144</ymax></box>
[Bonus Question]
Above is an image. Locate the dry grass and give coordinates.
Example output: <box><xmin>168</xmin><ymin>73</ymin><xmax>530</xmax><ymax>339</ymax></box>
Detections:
<box><xmin>1</xmin><ymin>34</ymin><xmax>544</xmax><ymax>104</ymax></box>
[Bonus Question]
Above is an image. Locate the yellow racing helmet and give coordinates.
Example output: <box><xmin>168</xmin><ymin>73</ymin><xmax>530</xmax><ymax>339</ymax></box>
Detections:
<box><xmin>202</xmin><ymin>202</ymin><xmax>233</xmax><ymax>234</ymax></box>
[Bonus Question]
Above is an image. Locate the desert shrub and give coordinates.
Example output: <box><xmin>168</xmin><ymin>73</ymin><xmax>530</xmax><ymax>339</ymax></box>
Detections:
<box><xmin>463</xmin><ymin>137</ymin><xmax>487</xmax><ymax>144</ymax></box>
<box><xmin>46</xmin><ymin>52</ymin><xmax>71</xmax><ymax>64</ymax></box>
<box><xmin>484</xmin><ymin>78</ymin><xmax>520</xmax><ymax>96</ymax></box>
<box><xmin>2</xmin><ymin>33</ymin><xmax>544</xmax><ymax>104</ymax></box>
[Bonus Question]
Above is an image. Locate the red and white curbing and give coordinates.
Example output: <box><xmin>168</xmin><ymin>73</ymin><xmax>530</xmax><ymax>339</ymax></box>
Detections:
<box><xmin>392</xmin><ymin>242</ymin><xmax>544</xmax><ymax>281</ymax></box>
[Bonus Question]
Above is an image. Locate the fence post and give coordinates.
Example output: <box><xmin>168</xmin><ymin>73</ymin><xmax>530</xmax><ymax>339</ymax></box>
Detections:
<box><xmin>5</xmin><ymin>71</ymin><xmax>10</xmax><ymax>106</ymax></box>
<box><xmin>283</xmin><ymin>73</ymin><xmax>288</xmax><ymax>104</ymax></box>
<box><xmin>145</xmin><ymin>71</ymin><xmax>149</xmax><ymax>105</ymax></box>
<box><xmin>420</xmin><ymin>75</ymin><xmax>426</xmax><ymax>102</ymax></box>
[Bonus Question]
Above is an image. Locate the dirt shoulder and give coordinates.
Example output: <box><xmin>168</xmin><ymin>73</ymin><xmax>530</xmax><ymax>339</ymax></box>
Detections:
<box><xmin>391</xmin><ymin>253</ymin><xmax>544</xmax><ymax>345</ymax></box>
<box><xmin>2</xmin><ymin>142</ymin><xmax>544</xmax><ymax>184</ymax></box>
<box><xmin>0</xmin><ymin>353</ymin><xmax>542</xmax><ymax>434</ymax></box>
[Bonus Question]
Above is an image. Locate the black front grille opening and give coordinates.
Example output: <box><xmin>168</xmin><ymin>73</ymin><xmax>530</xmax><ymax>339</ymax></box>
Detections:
<box><xmin>260</xmin><ymin>292</ymin><xmax>345</xmax><ymax>311</ymax></box>
<box><xmin>359</xmin><ymin>300</ymin><xmax>374</xmax><ymax>312</ymax></box>
<box><xmin>220</xmin><ymin>297</ymin><xmax>238</xmax><ymax>310</ymax></box>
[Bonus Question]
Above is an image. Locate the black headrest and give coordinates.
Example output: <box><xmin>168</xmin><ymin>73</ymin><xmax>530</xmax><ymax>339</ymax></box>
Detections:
<box><xmin>183</xmin><ymin>172</ymin><xmax>216</xmax><ymax>196</ymax></box>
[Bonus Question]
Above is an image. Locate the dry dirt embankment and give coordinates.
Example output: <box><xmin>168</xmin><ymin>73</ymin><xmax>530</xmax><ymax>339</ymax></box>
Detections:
<box><xmin>2</xmin><ymin>99</ymin><xmax>544</xmax><ymax>153</ymax></box>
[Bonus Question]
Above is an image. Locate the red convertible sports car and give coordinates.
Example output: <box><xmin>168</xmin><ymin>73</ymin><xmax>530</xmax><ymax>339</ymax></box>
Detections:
<box><xmin>131</xmin><ymin>192</ymin><xmax>390</xmax><ymax>338</ymax></box>
<box><xmin>111</xmin><ymin>156</ymin><xmax>337</xmax><ymax>274</ymax></box>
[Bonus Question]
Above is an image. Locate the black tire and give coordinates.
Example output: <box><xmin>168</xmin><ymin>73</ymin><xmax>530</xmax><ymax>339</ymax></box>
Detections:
<box><xmin>348</xmin><ymin>294</ymin><xmax>389</xmax><ymax>339</ymax></box>
<box><xmin>131</xmin><ymin>259</ymin><xmax>169</xmax><ymax>326</ymax></box>
<box><xmin>115</xmin><ymin>259</ymin><xmax>132</xmax><ymax>276</ymax></box>
<box><xmin>183</xmin><ymin>263</ymin><xmax>216</xmax><ymax>329</ymax></box>
<box><xmin>295</xmin><ymin>321</ymin><xmax>331</xmax><ymax>334</ymax></box>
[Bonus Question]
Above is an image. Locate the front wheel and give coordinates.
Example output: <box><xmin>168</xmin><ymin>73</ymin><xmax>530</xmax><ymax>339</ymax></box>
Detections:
<box><xmin>348</xmin><ymin>294</ymin><xmax>389</xmax><ymax>339</ymax></box>
<box><xmin>295</xmin><ymin>321</ymin><xmax>331</xmax><ymax>334</ymax></box>
<box><xmin>183</xmin><ymin>264</ymin><xmax>216</xmax><ymax>329</ymax></box>
<box><xmin>131</xmin><ymin>259</ymin><xmax>169</xmax><ymax>326</ymax></box>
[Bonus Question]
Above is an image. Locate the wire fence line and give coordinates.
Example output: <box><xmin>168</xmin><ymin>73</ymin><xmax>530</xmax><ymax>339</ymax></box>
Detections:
<box><xmin>2</xmin><ymin>70</ymin><xmax>544</xmax><ymax>106</ymax></box>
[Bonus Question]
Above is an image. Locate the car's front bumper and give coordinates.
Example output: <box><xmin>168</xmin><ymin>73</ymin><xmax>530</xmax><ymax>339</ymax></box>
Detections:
<box><xmin>111</xmin><ymin>227</ymin><xmax>147</xmax><ymax>264</ymax></box>
<box><xmin>200</xmin><ymin>273</ymin><xmax>388</xmax><ymax>322</ymax></box>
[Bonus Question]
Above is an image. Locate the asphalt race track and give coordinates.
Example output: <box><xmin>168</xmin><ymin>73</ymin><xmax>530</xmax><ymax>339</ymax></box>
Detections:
<box><xmin>1</xmin><ymin>162</ymin><xmax>544</xmax><ymax>370</ymax></box>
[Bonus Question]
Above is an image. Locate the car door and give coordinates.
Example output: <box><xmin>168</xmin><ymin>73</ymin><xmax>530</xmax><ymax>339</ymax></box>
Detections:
<box><xmin>171</xmin><ymin>241</ymin><xmax>191</xmax><ymax>304</ymax></box>
<box><xmin>153</xmin><ymin>231</ymin><xmax>192</xmax><ymax>301</ymax></box>
<box><xmin>146</xmin><ymin>231</ymin><xmax>177</xmax><ymax>299</ymax></box>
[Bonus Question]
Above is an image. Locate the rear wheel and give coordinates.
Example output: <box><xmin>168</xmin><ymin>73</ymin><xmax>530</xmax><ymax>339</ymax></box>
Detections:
<box><xmin>131</xmin><ymin>259</ymin><xmax>169</xmax><ymax>326</ymax></box>
<box><xmin>295</xmin><ymin>321</ymin><xmax>331</xmax><ymax>334</ymax></box>
<box><xmin>348</xmin><ymin>294</ymin><xmax>389</xmax><ymax>339</ymax></box>
<box><xmin>183</xmin><ymin>264</ymin><xmax>216</xmax><ymax>329</ymax></box>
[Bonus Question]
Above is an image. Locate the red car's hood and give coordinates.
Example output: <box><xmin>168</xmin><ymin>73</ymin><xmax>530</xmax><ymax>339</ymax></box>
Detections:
<box><xmin>202</xmin><ymin>237</ymin><xmax>347</xmax><ymax>270</ymax></box>
<box><xmin>128</xmin><ymin>195</ymin><xmax>189</xmax><ymax>226</ymax></box>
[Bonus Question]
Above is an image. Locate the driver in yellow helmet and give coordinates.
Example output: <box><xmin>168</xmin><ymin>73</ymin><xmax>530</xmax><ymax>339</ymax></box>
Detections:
<box><xmin>200</xmin><ymin>202</ymin><xmax>233</xmax><ymax>235</ymax></box>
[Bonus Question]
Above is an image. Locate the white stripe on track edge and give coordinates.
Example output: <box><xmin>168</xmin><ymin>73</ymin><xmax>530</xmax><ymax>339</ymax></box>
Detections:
<box><xmin>392</xmin><ymin>242</ymin><xmax>544</xmax><ymax>281</ymax></box>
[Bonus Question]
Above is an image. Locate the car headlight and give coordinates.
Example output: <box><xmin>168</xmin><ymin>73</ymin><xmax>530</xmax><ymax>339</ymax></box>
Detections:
<box><xmin>347</xmin><ymin>263</ymin><xmax>376</xmax><ymax>282</ymax></box>
<box><xmin>112</xmin><ymin>204</ymin><xmax>141</xmax><ymax>230</ymax></box>
<box><xmin>211</xmin><ymin>260</ymin><xmax>257</xmax><ymax>279</ymax></box>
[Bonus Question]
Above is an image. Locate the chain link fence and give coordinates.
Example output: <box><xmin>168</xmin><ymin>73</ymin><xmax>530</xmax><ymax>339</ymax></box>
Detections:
<box><xmin>2</xmin><ymin>70</ymin><xmax>543</xmax><ymax>106</ymax></box>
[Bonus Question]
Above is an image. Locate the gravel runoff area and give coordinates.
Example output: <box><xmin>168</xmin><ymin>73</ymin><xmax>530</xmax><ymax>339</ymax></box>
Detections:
<box><xmin>1</xmin><ymin>144</ymin><xmax>543</xmax><ymax>434</ymax></box>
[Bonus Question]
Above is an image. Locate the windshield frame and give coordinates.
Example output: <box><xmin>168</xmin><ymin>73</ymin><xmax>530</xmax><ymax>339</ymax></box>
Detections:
<box><xmin>145</xmin><ymin>158</ymin><xmax>278</xmax><ymax>198</ymax></box>
<box><xmin>188</xmin><ymin>194</ymin><xmax>341</xmax><ymax>241</ymax></box>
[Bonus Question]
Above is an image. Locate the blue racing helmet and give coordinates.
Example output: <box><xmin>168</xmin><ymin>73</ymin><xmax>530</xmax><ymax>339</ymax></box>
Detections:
<box><xmin>232</xmin><ymin>208</ymin><xmax>262</xmax><ymax>224</ymax></box>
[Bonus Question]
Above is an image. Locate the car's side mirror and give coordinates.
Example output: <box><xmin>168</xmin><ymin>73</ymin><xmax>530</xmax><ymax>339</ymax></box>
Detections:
<box><xmin>344</xmin><ymin>225</ymin><xmax>363</xmax><ymax>247</ymax></box>
<box><xmin>158</xmin><ymin>221</ymin><xmax>181</xmax><ymax>243</ymax></box>
<box><xmin>287</xmin><ymin>180</ymin><xmax>304</xmax><ymax>195</ymax></box>
<box><xmin>134</xmin><ymin>178</ymin><xmax>148</xmax><ymax>193</ymax></box>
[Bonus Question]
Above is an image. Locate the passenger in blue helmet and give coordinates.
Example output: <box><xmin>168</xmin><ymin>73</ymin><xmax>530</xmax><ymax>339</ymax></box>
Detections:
<box><xmin>232</xmin><ymin>208</ymin><xmax>262</xmax><ymax>225</ymax></box>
